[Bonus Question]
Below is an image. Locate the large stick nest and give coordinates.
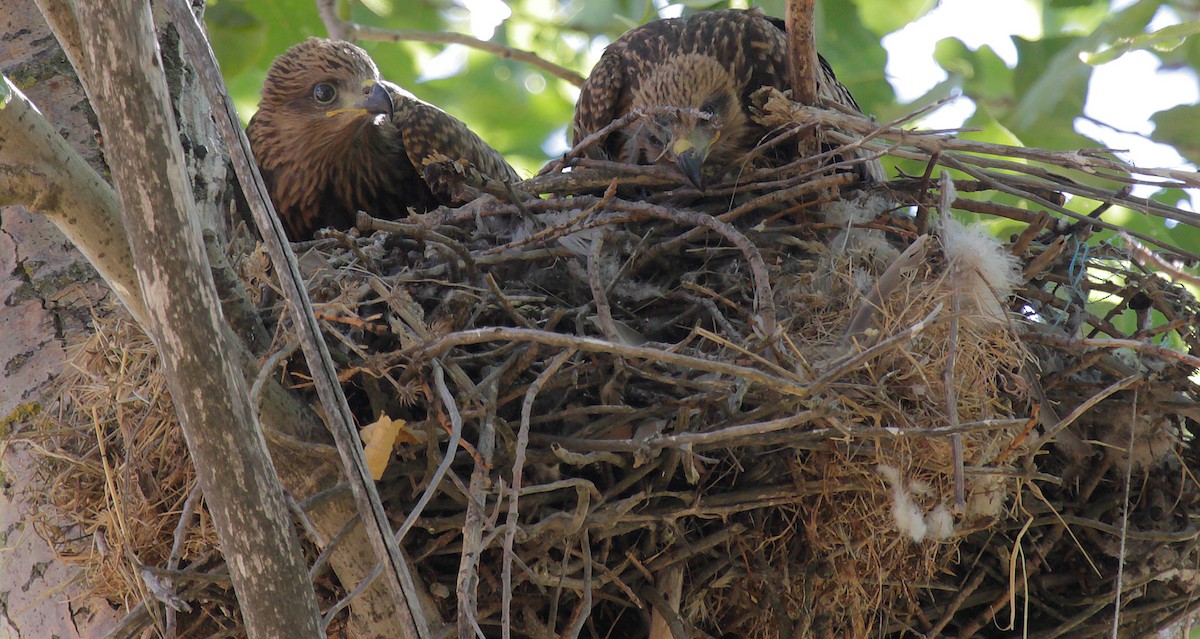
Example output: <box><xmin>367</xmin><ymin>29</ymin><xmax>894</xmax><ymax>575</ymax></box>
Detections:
<box><xmin>24</xmin><ymin>90</ymin><xmax>1200</xmax><ymax>637</ymax></box>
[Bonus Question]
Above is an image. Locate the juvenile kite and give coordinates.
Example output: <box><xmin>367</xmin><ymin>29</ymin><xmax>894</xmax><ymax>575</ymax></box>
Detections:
<box><xmin>572</xmin><ymin>8</ymin><xmax>884</xmax><ymax>188</ymax></box>
<box><xmin>247</xmin><ymin>38</ymin><xmax>520</xmax><ymax>241</ymax></box>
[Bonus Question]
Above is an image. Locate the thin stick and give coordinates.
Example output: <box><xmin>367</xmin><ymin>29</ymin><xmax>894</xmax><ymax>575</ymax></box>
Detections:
<box><xmin>349</xmin><ymin>24</ymin><xmax>583</xmax><ymax>87</ymax></box>
<box><xmin>396</xmin><ymin>360</ymin><xmax>465</xmax><ymax>545</ymax></box>
<box><xmin>417</xmin><ymin>327</ymin><xmax>808</xmax><ymax>397</ymax></box>
<box><xmin>457</xmin><ymin>379</ymin><xmax>498</xmax><ymax>639</ymax></box>
<box><xmin>937</xmin><ymin>172</ymin><xmax>967</xmax><ymax>513</ymax></box>
<box><xmin>1122</xmin><ymin>232</ymin><xmax>1200</xmax><ymax>287</ymax></box>
<box><xmin>163</xmin><ymin>483</ymin><xmax>204</xmax><ymax>638</ymax></box>
<box><xmin>315</xmin><ymin>0</ymin><xmax>351</xmax><ymax>41</ymax></box>
<box><xmin>563</xmin><ymin>531</ymin><xmax>593</xmax><ymax>639</ymax></box>
<box><xmin>503</xmin><ymin>349</ymin><xmax>577</xmax><ymax>638</ymax></box>
<box><xmin>1111</xmin><ymin>386</ymin><xmax>1139</xmax><ymax>638</ymax></box>
<box><xmin>587</xmin><ymin>231</ymin><xmax>620</xmax><ymax>343</ymax></box>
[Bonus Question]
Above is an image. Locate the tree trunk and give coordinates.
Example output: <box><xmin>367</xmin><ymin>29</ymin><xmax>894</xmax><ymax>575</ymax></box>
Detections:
<box><xmin>0</xmin><ymin>0</ymin><xmax>121</xmax><ymax>635</ymax></box>
<box><xmin>1</xmin><ymin>1</ymin><xmax>424</xmax><ymax>637</ymax></box>
<box><xmin>70</xmin><ymin>0</ymin><xmax>324</xmax><ymax>636</ymax></box>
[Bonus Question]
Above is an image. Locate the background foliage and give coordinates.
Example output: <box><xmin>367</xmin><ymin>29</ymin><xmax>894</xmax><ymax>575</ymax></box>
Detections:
<box><xmin>206</xmin><ymin>0</ymin><xmax>1200</xmax><ymax>336</ymax></box>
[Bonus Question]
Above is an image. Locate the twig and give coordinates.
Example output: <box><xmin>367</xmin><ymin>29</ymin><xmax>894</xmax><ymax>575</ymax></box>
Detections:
<box><xmin>457</xmin><ymin>379</ymin><xmax>498</xmax><ymax>639</ymax></box>
<box><xmin>416</xmin><ymin>327</ymin><xmax>809</xmax><ymax>397</ymax></box>
<box><xmin>926</xmin><ymin>568</ymin><xmax>989</xmax><ymax>639</ymax></box>
<box><xmin>315</xmin><ymin>0</ymin><xmax>352</xmax><ymax>41</ymax></box>
<box><xmin>308</xmin><ymin>517</ymin><xmax>358</xmax><ymax>581</ymax></box>
<box><xmin>541</xmin><ymin>106</ymin><xmax>716</xmax><ymax>176</ymax></box>
<box><xmin>644</xmin><ymin>569</ymin><xmax>692</xmax><ymax>639</ymax></box>
<box><xmin>249</xmin><ymin>338</ymin><xmax>299</xmax><ymax>403</ymax></box>
<box><xmin>1122</xmin><ymin>232</ymin><xmax>1200</xmax><ymax>287</ymax></box>
<box><xmin>936</xmin><ymin>172</ymin><xmax>967</xmax><ymax>514</ymax></box>
<box><xmin>785</xmin><ymin>0</ymin><xmax>818</xmax><ymax>165</ymax></box>
<box><xmin>603</xmin><ymin>198</ymin><xmax>776</xmax><ymax>336</ymax></box>
<box><xmin>1028</xmin><ymin>373</ymin><xmax>1142</xmax><ymax>457</ymax></box>
<box><xmin>1026</xmin><ymin>330</ymin><xmax>1200</xmax><ymax>370</ymax></box>
<box><xmin>786</xmin><ymin>0</ymin><xmax>817</xmax><ymax>106</ymax></box>
<box><xmin>588</xmin><ymin>231</ymin><xmax>620</xmax><ymax>343</ymax></box>
<box><xmin>163</xmin><ymin>483</ymin><xmax>204</xmax><ymax>638</ymax></box>
<box><xmin>1111</xmin><ymin>386</ymin><xmax>1139</xmax><ymax>638</ymax></box>
<box><xmin>348</xmin><ymin>23</ymin><xmax>583</xmax><ymax>86</ymax></box>
<box><xmin>541</xmin><ymin>415</ymin><xmax>1025</xmax><ymax>454</ymax></box>
<box><xmin>563</xmin><ymin>531</ymin><xmax>593</xmax><ymax>639</ymax></box>
<box><xmin>504</xmin><ymin>349</ymin><xmax>577</xmax><ymax>639</ymax></box>
<box><xmin>396</xmin><ymin>360</ymin><xmax>465</xmax><ymax>546</ymax></box>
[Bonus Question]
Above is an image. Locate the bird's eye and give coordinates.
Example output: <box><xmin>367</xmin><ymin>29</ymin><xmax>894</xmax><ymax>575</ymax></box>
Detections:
<box><xmin>701</xmin><ymin>95</ymin><xmax>727</xmax><ymax>116</ymax></box>
<box><xmin>312</xmin><ymin>83</ymin><xmax>337</xmax><ymax>104</ymax></box>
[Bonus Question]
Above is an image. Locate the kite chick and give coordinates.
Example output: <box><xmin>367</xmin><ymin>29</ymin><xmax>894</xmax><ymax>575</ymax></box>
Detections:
<box><xmin>248</xmin><ymin>38</ymin><xmax>519</xmax><ymax>241</ymax></box>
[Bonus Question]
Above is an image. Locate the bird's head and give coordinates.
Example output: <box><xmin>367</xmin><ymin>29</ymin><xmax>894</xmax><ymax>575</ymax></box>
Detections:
<box><xmin>253</xmin><ymin>38</ymin><xmax>394</xmax><ymax>164</ymax></box>
<box><xmin>630</xmin><ymin>53</ymin><xmax>747</xmax><ymax>189</ymax></box>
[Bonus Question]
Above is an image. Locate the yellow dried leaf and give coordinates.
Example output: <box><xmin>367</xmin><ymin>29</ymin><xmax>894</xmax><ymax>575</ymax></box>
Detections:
<box><xmin>360</xmin><ymin>414</ymin><xmax>407</xmax><ymax>480</ymax></box>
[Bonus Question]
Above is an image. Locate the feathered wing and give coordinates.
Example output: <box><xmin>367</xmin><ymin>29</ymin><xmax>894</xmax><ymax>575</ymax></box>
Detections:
<box><xmin>384</xmin><ymin>81</ymin><xmax>520</xmax><ymax>187</ymax></box>
<box><xmin>570</xmin><ymin>52</ymin><xmax>628</xmax><ymax>153</ymax></box>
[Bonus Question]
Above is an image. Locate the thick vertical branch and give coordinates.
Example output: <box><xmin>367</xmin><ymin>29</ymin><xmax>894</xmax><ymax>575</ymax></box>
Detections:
<box><xmin>786</xmin><ymin>0</ymin><xmax>818</xmax><ymax>107</ymax></box>
<box><xmin>164</xmin><ymin>2</ymin><xmax>432</xmax><ymax>637</ymax></box>
<box><xmin>72</xmin><ymin>2</ymin><xmax>323</xmax><ymax>638</ymax></box>
<box><xmin>786</xmin><ymin>0</ymin><xmax>819</xmax><ymax>164</ymax></box>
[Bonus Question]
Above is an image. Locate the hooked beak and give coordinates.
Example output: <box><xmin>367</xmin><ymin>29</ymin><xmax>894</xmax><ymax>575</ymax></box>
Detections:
<box><xmin>673</xmin><ymin>138</ymin><xmax>707</xmax><ymax>190</ymax></box>
<box><xmin>355</xmin><ymin>80</ymin><xmax>394</xmax><ymax>119</ymax></box>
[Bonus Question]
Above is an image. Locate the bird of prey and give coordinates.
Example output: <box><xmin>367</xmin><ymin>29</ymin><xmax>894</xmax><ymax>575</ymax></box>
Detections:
<box><xmin>571</xmin><ymin>8</ymin><xmax>884</xmax><ymax>188</ymax></box>
<box><xmin>247</xmin><ymin>38</ymin><xmax>520</xmax><ymax>241</ymax></box>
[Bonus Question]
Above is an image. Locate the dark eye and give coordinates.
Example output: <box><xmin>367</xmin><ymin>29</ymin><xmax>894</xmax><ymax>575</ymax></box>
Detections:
<box><xmin>701</xmin><ymin>95</ymin><xmax>728</xmax><ymax>115</ymax></box>
<box><xmin>312</xmin><ymin>83</ymin><xmax>337</xmax><ymax>104</ymax></box>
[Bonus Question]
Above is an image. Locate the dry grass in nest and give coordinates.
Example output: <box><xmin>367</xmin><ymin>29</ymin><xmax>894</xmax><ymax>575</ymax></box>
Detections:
<box><xmin>16</xmin><ymin>91</ymin><xmax>1200</xmax><ymax>638</ymax></box>
<box><xmin>25</xmin><ymin>313</ymin><xmax>218</xmax><ymax>608</ymax></box>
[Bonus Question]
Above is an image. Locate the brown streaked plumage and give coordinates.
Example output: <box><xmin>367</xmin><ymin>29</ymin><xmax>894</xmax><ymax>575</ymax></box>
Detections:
<box><xmin>247</xmin><ymin>38</ymin><xmax>520</xmax><ymax>241</ymax></box>
<box><xmin>572</xmin><ymin>8</ymin><xmax>884</xmax><ymax>188</ymax></box>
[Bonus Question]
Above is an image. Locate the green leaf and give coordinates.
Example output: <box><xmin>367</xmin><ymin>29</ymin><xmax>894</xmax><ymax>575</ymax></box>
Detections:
<box><xmin>1151</xmin><ymin>104</ymin><xmax>1200</xmax><ymax>164</ymax></box>
<box><xmin>933</xmin><ymin>39</ymin><xmax>1014</xmax><ymax>107</ymax></box>
<box><xmin>1083</xmin><ymin>22</ymin><xmax>1200</xmax><ymax>65</ymax></box>
<box><xmin>813</xmin><ymin>1</ymin><xmax>896</xmax><ymax>112</ymax></box>
<box><xmin>1010</xmin><ymin>35</ymin><xmax>1090</xmax><ymax>136</ymax></box>
<box><xmin>1009</xmin><ymin>0</ymin><xmax>1159</xmax><ymax>137</ymax></box>
<box><xmin>852</xmin><ymin>0</ymin><xmax>936</xmax><ymax>36</ymax></box>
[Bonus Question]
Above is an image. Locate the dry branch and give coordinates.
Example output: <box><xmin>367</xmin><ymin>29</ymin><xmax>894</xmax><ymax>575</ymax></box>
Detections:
<box><xmin>72</xmin><ymin>2</ymin><xmax>321</xmax><ymax>636</ymax></box>
<box><xmin>164</xmin><ymin>3</ymin><xmax>432</xmax><ymax>636</ymax></box>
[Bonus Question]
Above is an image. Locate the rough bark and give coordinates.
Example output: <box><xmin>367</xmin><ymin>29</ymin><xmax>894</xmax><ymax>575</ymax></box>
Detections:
<box><xmin>785</xmin><ymin>0</ymin><xmax>819</xmax><ymax>163</ymax></box>
<box><xmin>2</xmin><ymin>1</ymin><xmax>429</xmax><ymax>635</ymax></box>
<box><xmin>71</xmin><ymin>1</ymin><xmax>323</xmax><ymax>637</ymax></box>
<box><xmin>163</xmin><ymin>6</ymin><xmax>432</xmax><ymax>638</ymax></box>
<box><xmin>0</xmin><ymin>0</ymin><xmax>120</xmax><ymax>635</ymax></box>
<box><xmin>785</xmin><ymin>0</ymin><xmax>818</xmax><ymax>107</ymax></box>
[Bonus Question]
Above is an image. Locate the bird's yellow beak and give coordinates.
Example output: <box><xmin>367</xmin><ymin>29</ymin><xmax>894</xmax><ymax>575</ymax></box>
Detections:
<box><xmin>672</xmin><ymin>132</ymin><xmax>711</xmax><ymax>190</ymax></box>
<box><xmin>353</xmin><ymin>80</ymin><xmax>394</xmax><ymax>119</ymax></box>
